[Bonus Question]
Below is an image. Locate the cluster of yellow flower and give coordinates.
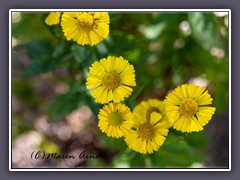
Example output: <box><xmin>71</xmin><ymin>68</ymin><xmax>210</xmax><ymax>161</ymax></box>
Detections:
<box><xmin>86</xmin><ymin>55</ymin><xmax>171</xmax><ymax>154</ymax></box>
<box><xmin>87</xmin><ymin>60</ymin><xmax>216</xmax><ymax>154</ymax></box>
<box><xmin>45</xmin><ymin>12</ymin><xmax>216</xmax><ymax>154</ymax></box>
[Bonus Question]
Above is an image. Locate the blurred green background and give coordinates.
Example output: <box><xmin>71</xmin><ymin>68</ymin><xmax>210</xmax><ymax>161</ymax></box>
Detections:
<box><xmin>11</xmin><ymin>11</ymin><xmax>229</xmax><ymax>168</ymax></box>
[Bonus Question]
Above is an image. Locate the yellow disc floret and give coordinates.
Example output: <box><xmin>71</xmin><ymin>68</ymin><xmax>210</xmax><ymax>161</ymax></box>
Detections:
<box><xmin>179</xmin><ymin>98</ymin><xmax>198</xmax><ymax>117</ymax></box>
<box><xmin>108</xmin><ymin>112</ymin><xmax>123</xmax><ymax>126</ymax></box>
<box><xmin>77</xmin><ymin>13</ymin><xmax>94</xmax><ymax>31</ymax></box>
<box><xmin>102</xmin><ymin>71</ymin><xmax>120</xmax><ymax>90</ymax></box>
<box><xmin>138</xmin><ymin>123</ymin><xmax>155</xmax><ymax>140</ymax></box>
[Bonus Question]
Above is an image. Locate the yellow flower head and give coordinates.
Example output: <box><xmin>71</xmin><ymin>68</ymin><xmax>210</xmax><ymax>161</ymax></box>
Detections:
<box><xmin>45</xmin><ymin>12</ymin><xmax>61</xmax><ymax>26</ymax></box>
<box><xmin>61</xmin><ymin>12</ymin><xmax>110</xmax><ymax>46</ymax></box>
<box><xmin>133</xmin><ymin>98</ymin><xmax>172</xmax><ymax>128</ymax></box>
<box><xmin>86</xmin><ymin>56</ymin><xmax>136</xmax><ymax>104</ymax></box>
<box><xmin>165</xmin><ymin>84</ymin><xmax>216</xmax><ymax>133</ymax></box>
<box><xmin>98</xmin><ymin>103</ymin><xmax>133</xmax><ymax>138</ymax></box>
<box><xmin>125</xmin><ymin>110</ymin><xmax>169</xmax><ymax>154</ymax></box>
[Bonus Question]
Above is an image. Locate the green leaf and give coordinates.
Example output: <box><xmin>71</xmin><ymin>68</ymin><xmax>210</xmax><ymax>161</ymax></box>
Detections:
<box><xmin>12</xmin><ymin>13</ymin><xmax>55</xmax><ymax>41</ymax></box>
<box><xmin>112</xmin><ymin>150</ymin><xmax>131</xmax><ymax>168</ymax></box>
<box><xmin>15</xmin><ymin>40</ymin><xmax>69</xmax><ymax>77</ymax></box>
<box><xmin>98</xmin><ymin>134</ymin><xmax>128</xmax><ymax>151</ymax></box>
<box><xmin>149</xmin><ymin>133</ymin><xmax>207</xmax><ymax>167</ymax></box>
<box><xmin>12</xmin><ymin>79</ymin><xmax>40</xmax><ymax>106</ymax></box>
<box><xmin>12</xmin><ymin>114</ymin><xmax>32</xmax><ymax>141</ymax></box>
<box><xmin>71</xmin><ymin>44</ymin><xmax>96</xmax><ymax>67</ymax></box>
<box><xmin>48</xmin><ymin>83</ymin><xmax>85</xmax><ymax>121</ymax></box>
<box><xmin>188</xmin><ymin>12</ymin><xmax>224</xmax><ymax>51</ymax></box>
<box><xmin>106</xmin><ymin>32</ymin><xmax>137</xmax><ymax>56</ymax></box>
<box><xmin>14</xmin><ymin>40</ymin><xmax>52</xmax><ymax>61</ymax></box>
<box><xmin>22</xmin><ymin>60</ymin><xmax>60</xmax><ymax>77</ymax></box>
<box><xmin>125</xmin><ymin>84</ymin><xmax>145</xmax><ymax>109</ymax></box>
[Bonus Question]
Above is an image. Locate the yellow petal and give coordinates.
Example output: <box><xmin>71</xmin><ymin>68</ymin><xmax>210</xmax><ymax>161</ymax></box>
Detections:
<box><xmin>45</xmin><ymin>12</ymin><xmax>61</xmax><ymax>26</ymax></box>
<box><xmin>166</xmin><ymin>93</ymin><xmax>180</xmax><ymax>105</ymax></box>
<box><xmin>91</xmin><ymin>86</ymin><xmax>104</xmax><ymax>99</ymax></box>
<box><xmin>197</xmin><ymin>91</ymin><xmax>213</xmax><ymax>105</ymax></box>
<box><xmin>188</xmin><ymin>84</ymin><xmax>205</xmax><ymax>99</ymax></box>
<box><xmin>121</xmin><ymin>74</ymin><xmax>136</xmax><ymax>86</ymax></box>
<box><xmin>173</xmin><ymin>116</ymin><xmax>186</xmax><ymax>132</ymax></box>
<box><xmin>150</xmin><ymin>112</ymin><xmax>162</xmax><ymax>125</ymax></box>
<box><xmin>86</xmin><ymin>76</ymin><xmax>102</xmax><ymax>89</ymax></box>
<box><xmin>188</xmin><ymin>116</ymin><xmax>204</xmax><ymax>132</ymax></box>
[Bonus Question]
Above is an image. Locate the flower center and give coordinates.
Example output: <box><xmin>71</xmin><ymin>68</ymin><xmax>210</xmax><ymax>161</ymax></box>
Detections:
<box><xmin>102</xmin><ymin>71</ymin><xmax>120</xmax><ymax>90</ymax></box>
<box><xmin>179</xmin><ymin>98</ymin><xmax>198</xmax><ymax>117</ymax></box>
<box><xmin>77</xmin><ymin>13</ymin><xmax>94</xmax><ymax>31</ymax></box>
<box><xmin>138</xmin><ymin>123</ymin><xmax>155</xmax><ymax>140</ymax></box>
<box><xmin>108</xmin><ymin>112</ymin><xmax>123</xmax><ymax>126</ymax></box>
<box><xmin>146</xmin><ymin>107</ymin><xmax>160</xmax><ymax>121</ymax></box>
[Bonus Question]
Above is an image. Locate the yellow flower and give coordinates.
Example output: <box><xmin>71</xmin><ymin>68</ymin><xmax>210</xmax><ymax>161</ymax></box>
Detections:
<box><xmin>165</xmin><ymin>84</ymin><xmax>216</xmax><ymax>133</ymax></box>
<box><xmin>133</xmin><ymin>98</ymin><xmax>172</xmax><ymax>128</ymax></box>
<box><xmin>98</xmin><ymin>103</ymin><xmax>133</xmax><ymax>138</ymax></box>
<box><xmin>86</xmin><ymin>56</ymin><xmax>136</xmax><ymax>104</ymax></box>
<box><xmin>45</xmin><ymin>12</ymin><xmax>61</xmax><ymax>26</ymax></box>
<box><xmin>125</xmin><ymin>111</ymin><xmax>169</xmax><ymax>154</ymax></box>
<box><xmin>61</xmin><ymin>12</ymin><xmax>110</xmax><ymax>46</ymax></box>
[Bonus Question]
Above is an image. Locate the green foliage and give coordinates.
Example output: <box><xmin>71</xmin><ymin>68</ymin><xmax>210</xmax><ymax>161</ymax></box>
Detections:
<box><xmin>110</xmin><ymin>131</ymin><xmax>207</xmax><ymax>168</ymax></box>
<box><xmin>47</xmin><ymin>82</ymin><xmax>99</xmax><ymax>121</ymax></box>
<box><xmin>125</xmin><ymin>84</ymin><xmax>145</xmax><ymax>109</ymax></box>
<box><xmin>12</xmin><ymin>12</ymin><xmax>229</xmax><ymax>168</ymax></box>
<box><xmin>12</xmin><ymin>79</ymin><xmax>40</xmax><ymax>107</ymax></box>
<box><xmin>12</xmin><ymin>114</ymin><xmax>32</xmax><ymax>141</ymax></box>
<box><xmin>151</xmin><ymin>131</ymin><xmax>207</xmax><ymax>167</ymax></box>
<box><xmin>12</xmin><ymin>13</ymin><xmax>54</xmax><ymax>42</ymax></box>
<box><xmin>99</xmin><ymin>133</ymin><xmax>128</xmax><ymax>151</ymax></box>
<box><xmin>14</xmin><ymin>40</ymin><xmax>71</xmax><ymax>77</ymax></box>
<box><xmin>188</xmin><ymin>12</ymin><xmax>224</xmax><ymax>51</ymax></box>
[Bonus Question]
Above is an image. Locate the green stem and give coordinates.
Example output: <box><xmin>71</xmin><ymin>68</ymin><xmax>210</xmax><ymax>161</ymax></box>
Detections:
<box><xmin>90</xmin><ymin>45</ymin><xmax>101</xmax><ymax>60</ymax></box>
